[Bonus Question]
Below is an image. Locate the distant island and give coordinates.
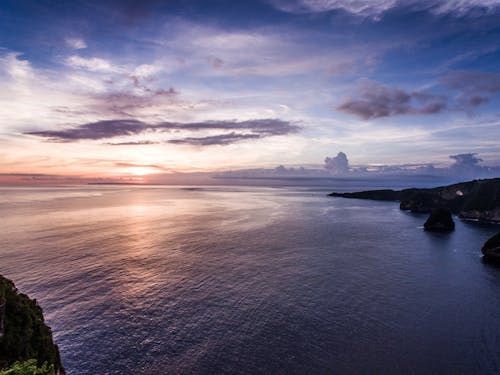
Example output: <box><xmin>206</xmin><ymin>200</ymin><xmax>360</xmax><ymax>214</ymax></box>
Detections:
<box><xmin>329</xmin><ymin>178</ymin><xmax>500</xmax><ymax>224</ymax></box>
<box><xmin>0</xmin><ymin>275</ymin><xmax>64</xmax><ymax>375</ymax></box>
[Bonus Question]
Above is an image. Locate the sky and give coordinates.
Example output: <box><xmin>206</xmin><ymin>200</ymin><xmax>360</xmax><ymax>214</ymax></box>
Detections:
<box><xmin>1</xmin><ymin>0</ymin><xmax>500</xmax><ymax>183</ymax></box>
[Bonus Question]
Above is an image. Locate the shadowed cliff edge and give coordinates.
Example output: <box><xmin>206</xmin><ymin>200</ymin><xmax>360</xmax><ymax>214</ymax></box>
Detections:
<box><xmin>0</xmin><ymin>275</ymin><xmax>64</xmax><ymax>375</ymax></box>
<box><xmin>329</xmin><ymin>178</ymin><xmax>500</xmax><ymax>224</ymax></box>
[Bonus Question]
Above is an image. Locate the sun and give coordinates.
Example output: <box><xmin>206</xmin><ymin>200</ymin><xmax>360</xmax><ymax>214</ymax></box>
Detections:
<box><xmin>127</xmin><ymin>167</ymin><xmax>155</xmax><ymax>176</ymax></box>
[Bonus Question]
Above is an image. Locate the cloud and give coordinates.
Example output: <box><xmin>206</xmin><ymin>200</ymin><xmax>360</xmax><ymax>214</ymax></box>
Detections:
<box><xmin>66</xmin><ymin>55</ymin><xmax>117</xmax><ymax>72</ymax></box>
<box><xmin>443</xmin><ymin>152</ymin><xmax>500</xmax><ymax>178</ymax></box>
<box><xmin>269</xmin><ymin>0</ymin><xmax>500</xmax><ymax>19</ymax></box>
<box><xmin>450</xmin><ymin>153</ymin><xmax>483</xmax><ymax>164</ymax></box>
<box><xmin>443</xmin><ymin>71</ymin><xmax>500</xmax><ymax>94</ymax></box>
<box><xmin>114</xmin><ymin>162</ymin><xmax>171</xmax><ymax>172</ymax></box>
<box><xmin>107</xmin><ymin>140</ymin><xmax>160</xmax><ymax>146</ymax></box>
<box><xmin>169</xmin><ymin>119</ymin><xmax>300</xmax><ymax>135</ymax></box>
<box><xmin>93</xmin><ymin>88</ymin><xmax>178</xmax><ymax>116</ymax></box>
<box><xmin>324</xmin><ymin>152</ymin><xmax>349</xmax><ymax>175</ymax></box>
<box><xmin>1</xmin><ymin>52</ymin><xmax>34</xmax><ymax>80</ymax></box>
<box><xmin>168</xmin><ymin>132</ymin><xmax>261</xmax><ymax>146</ymax></box>
<box><xmin>431</xmin><ymin>0</ymin><xmax>500</xmax><ymax>16</ymax></box>
<box><xmin>26</xmin><ymin>119</ymin><xmax>148</xmax><ymax>141</ymax></box>
<box><xmin>336</xmin><ymin>80</ymin><xmax>447</xmax><ymax>119</ymax></box>
<box><xmin>160</xmin><ymin>20</ymin><xmax>381</xmax><ymax>78</ymax></box>
<box><xmin>440</xmin><ymin>71</ymin><xmax>500</xmax><ymax>110</ymax></box>
<box><xmin>269</xmin><ymin>0</ymin><xmax>397</xmax><ymax>18</ymax></box>
<box><xmin>25</xmin><ymin>118</ymin><xmax>301</xmax><ymax>145</ymax></box>
<box><xmin>65</xmin><ymin>38</ymin><xmax>87</xmax><ymax>50</ymax></box>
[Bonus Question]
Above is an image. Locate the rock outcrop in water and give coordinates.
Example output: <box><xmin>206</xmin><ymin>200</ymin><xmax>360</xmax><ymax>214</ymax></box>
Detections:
<box><xmin>0</xmin><ymin>275</ymin><xmax>65</xmax><ymax>374</ymax></box>
<box><xmin>424</xmin><ymin>208</ymin><xmax>455</xmax><ymax>231</ymax></box>
<box><xmin>329</xmin><ymin>178</ymin><xmax>500</xmax><ymax>223</ymax></box>
<box><xmin>482</xmin><ymin>232</ymin><xmax>500</xmax><ymax>262</ymax></box>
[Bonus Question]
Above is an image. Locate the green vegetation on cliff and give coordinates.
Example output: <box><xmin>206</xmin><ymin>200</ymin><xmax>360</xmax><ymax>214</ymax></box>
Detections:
<box><xmin>0</xmin><ymin>275</ymin><xmax>64</xmax><ymax>374</ymax></box>
<box><xmin>0</xmin><ymin>359</ymin><xmax>53</xmax><ymax>375</ymax></box>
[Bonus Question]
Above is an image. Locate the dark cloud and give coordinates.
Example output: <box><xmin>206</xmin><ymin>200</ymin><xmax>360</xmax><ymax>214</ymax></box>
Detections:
<box><xmin>324</xmin><ymin>152</ymin><xmax>349</xmax><ymax>175</ymax></box>
<box><xmin>443</xmin><ymin>71</ymin><xmax>500</xmax><ymax>94</ymax></box>
<box><xmin>443</xmin><ymin>71</ymin><xmax>500</xmax><ymax>109</ymax></box>
<box><xmin>25</xmin><ymin>118</ymin><xmax>300</xmax><ymax>145</ymax></box>
<box><xmin>169</xmin><ymin>119</ymin><xmax>299</xmax><ymax>136</ymax></box>
<box><xmin>336</xmin><ymin>80</ymin><xmax>447</xmax><ymax>119</ymax></box>
<box><xmin>168</xmin><ymin>132</ymin><xmax>261</xmax><ymax>146</ymax></box>
<box><xmin>458</xmin><ymin>95</ymin><xmax>489</xmax><ymax>107</ymax></box>
<box><xmin>26</xmin><ymin>119</ymin><xmax>149</xmax><ymax>141</ymax></box>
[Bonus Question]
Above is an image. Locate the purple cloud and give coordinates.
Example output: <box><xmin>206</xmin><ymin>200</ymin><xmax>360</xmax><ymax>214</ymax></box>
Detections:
<box><xmin>336</xmin><ymin>80</ymin><xmax>447</xmax><ymax>119</ymax></box>
<box><xmin>443</xmin><ymin>71</ymin><xmax>500</xmax><ymax>93</ymax></box>
<box><xmin>25</xmin><ymin>118</ymin><xmax>300</xmax><ymax>145</ymax></box>
<box><xmin>438</xmin><ymin>71</ymin><xmax>500</xmax><ymax>110</ymax></box>
<box><xmin>107</xmin><ymin>140</ymin><xmax>160</xmax><ymax>146</ymax></box>
<box><xmin>324</xmin><ymin>152</ymin><xmax>349</xmax><ymax>175</ymax></box>
<box><xmin>26</xmin><ymin>119</ymin><xmax>148</xmax><ymax>141</ymax></box>
<box><xmin>93</xmin><ymin>87</ymin><xmax>179</xmax><ymax>116</ymax></box>
<box><xmin>168</xmin><ymin>132</ymin><xmax>261</xmax><ymax>146</ymax></box>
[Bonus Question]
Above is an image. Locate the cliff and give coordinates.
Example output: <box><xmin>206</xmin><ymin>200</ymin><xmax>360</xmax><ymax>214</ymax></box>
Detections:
<box><xmin>0</xmin><ymin>275</ymin><xmax>64</xmax><ymax>374</ymax></box>
<box><xmin>329</xmin><ymin>178</ymin><xmax>500</xmax><ymax>223</ymax></box>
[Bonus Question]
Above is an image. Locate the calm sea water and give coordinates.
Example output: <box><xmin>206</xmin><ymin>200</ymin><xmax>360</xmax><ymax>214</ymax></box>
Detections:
<box><xmin>1</xmin><ymin>182</ymin><xmax>499</xmax><ymax>374</ymax></box>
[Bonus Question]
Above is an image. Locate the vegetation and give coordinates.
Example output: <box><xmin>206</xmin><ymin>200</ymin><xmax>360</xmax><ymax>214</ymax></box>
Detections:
<box><xmin>0</xmin><ymin>359</ymin><xmax>54</xmax><ymax>375</ymax></box>
<box><xmin>0</xmin><ymin>275</ymin><xmax>64</xmax><ymax>374</ymax></box>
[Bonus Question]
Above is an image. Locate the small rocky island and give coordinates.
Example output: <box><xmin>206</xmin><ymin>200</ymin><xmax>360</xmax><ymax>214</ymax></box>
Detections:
<box><xmin>424</xmin><ymin>208</ymin><xmax>455</xmax><ymax>231</ymax></box>
<box><xmin>0</xmin><ymin>275</ymin><xmax>65</xmax><ymax>375</ymax></box>
<box><xmin>482</xmin><ymin>232</ymin><xmax>500</xmax><ymax>262</ymax></box>
<box><xmin>329</xmin><ymin>178</ymin><xmax>500</xmax><ymax>223</ymax></box>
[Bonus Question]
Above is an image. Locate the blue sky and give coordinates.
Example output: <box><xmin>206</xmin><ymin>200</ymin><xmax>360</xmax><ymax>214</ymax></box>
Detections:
<box><xmin>0</xmin><ymin>0</ymin><xmax>499</xmax><ymax>180</ymax></box>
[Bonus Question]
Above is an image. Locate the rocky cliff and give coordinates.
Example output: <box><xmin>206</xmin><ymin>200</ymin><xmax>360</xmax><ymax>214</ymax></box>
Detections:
<box><xmin>0</xmin><ymin>275</ymin><xmax>64</xmax><ymax>374</ymax></box>
<box><xmin>329</xmin><ymin>178</ymin><xmax>500</xmax><ymax>223</ymax></box>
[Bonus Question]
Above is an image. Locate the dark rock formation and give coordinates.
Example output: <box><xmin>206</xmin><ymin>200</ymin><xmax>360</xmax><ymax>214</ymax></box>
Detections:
<box><xmin>424</xmin><ymin>208</ymin><xmax>455</xmax><ymax>231</ymax></box>
<box><xmin>329</xmin><ymin>189</ymin><xmax>399</xmax><ymax>201</ymax></box>
<box><xmin>481</xmin><ymin>232</ymin><xmax>500</xmax><ymax>262</ymax></box>
<box><xmin>0</xmin><ymin>275</ymin><xmax>65</xmax><ymax>374</ymax></box>
<box><xmin>329</xmin><ymin>178</ymin><xmax>500</xmax><ymax>223</ymax></box>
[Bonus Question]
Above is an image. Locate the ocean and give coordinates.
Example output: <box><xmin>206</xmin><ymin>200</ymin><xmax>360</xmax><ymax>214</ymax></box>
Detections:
<box><xmin>1</xmin><ymin>182</ymin><xmax>499</xmax><ymax>374</ymax></box>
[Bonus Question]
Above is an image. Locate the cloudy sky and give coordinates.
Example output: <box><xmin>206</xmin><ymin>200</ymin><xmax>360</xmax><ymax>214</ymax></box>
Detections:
<box><xmin>1</xmin><ymin>0</ymin><xmax>500</xmax><ymax>181</ymax></box>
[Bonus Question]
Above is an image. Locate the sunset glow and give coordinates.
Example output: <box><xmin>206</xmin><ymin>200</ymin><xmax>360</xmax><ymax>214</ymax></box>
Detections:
<box><xmin>1</xmin><ymin>1</ymin><xmax>499</xmax><ymax>184</ymax></box>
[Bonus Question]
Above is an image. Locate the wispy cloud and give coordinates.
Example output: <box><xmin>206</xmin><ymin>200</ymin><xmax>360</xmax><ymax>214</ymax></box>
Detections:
<box><xmin>92</xmin><ymin>88</ymin><xmax>179</xmax><ymax>116</ymax></box>
<box><xmin>268</xmin><ymin>0</ymin><xmax>397</xmax><ymax>18</ymax></box>
<box><xmin>66</xmin><ymin>55</ymin><xmax>118</xmax><ymax>72</ymax></box>
<box><xmin>156</xmin><ymin>20</ymin><xmax>382</xmax><ymax>78</ymax></box>
<box><xmin>1</xmin><ymin>52</ymin><xmax>34</xmax><ymax>80</ymax></box>
<box><xmin>168</xmin><ymin>132</ymin><xmax>261</xmax><ymax>146</ymax></box>
<box><xmin>269</xmin><ymin>0</ymin><xmax>500</xmax><ymax>19</ymax></box>
<box><xmin>107</xmin><ymin>140</ymin><xmax>160</xmax><ymax>146</ymax></box>
<box><xmin>65</xmin><ymin>37</ymin><xmax>87</xmax><ymax>50</ymax></box>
